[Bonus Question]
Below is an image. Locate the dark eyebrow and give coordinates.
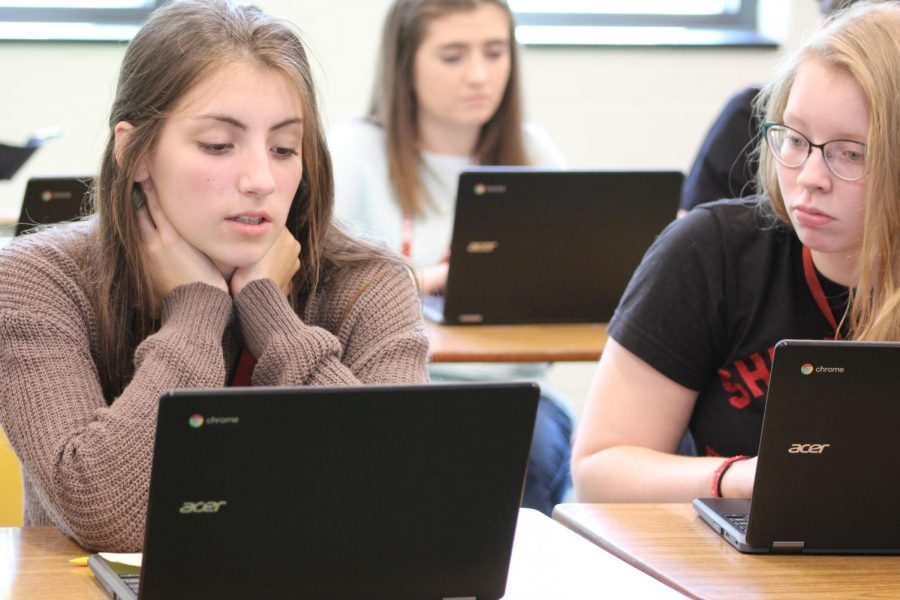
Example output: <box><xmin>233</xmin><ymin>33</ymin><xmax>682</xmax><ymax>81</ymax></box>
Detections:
<box><xmin>437</xmin><ymin>38</ymin><xmax>508</xmax><ymax>52</ymax></box>
<box><xmin>195</xmin><ymin>114</ymin><xmax>303</xmax><ymax>131</ymax></box>
<box><xmin>271</xmin><ymin>117</ymin><xmax>303</xmax><ymax>131</ymax></box>
<box><xmin>437</xmin><ymin>43</ymin><xmax>468</xmax><ymax>52</ymax></box>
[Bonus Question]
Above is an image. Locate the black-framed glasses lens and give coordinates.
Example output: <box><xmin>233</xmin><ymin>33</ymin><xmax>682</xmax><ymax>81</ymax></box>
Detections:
<box><xmin>765</xmin><ymin>125</ymin><xmax>808</xmax><ymax>167</ymax></box>
<box><xmin>765</xmin><ymin>124</ymin><xmax>866</xmax><ymax>181</ymax></box>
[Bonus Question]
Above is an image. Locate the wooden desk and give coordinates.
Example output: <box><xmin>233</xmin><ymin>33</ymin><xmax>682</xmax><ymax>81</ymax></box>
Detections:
<box><xmin>0</xmin><ymin>509</ymin><xmax>680</xmax><ymax>599</ymax></box>
<box><xmin>553</xmin><ymin>503</ymin><xmax>900</xmax><ymax>600</ymax></box>
<box><xmin>0</xmin><ymin>526</ymin><xmax>103</xmax><ymax>599</ymax></box>
<box><xmin>425</xmin><ymin>321</ymin><xmax>607</xmax><ymax>363</ymax></box>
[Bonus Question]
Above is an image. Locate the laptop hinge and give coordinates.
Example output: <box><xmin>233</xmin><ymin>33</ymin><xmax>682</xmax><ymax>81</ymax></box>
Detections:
<box><xmin>771</xmin><ymin>541</ymin><xmax>805</xmax><ymax>553</ymax></box>
<box><xmin>458</xmin><ymin>314</ymin><xmax>484</xmax><ymax>323</ymax></box>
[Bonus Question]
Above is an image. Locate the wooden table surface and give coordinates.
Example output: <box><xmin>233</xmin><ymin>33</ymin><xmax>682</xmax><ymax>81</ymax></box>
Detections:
<box><xmin>0</xmin><ymin>527</ymin><xmax>104</xmax><ymax>599</ymax></box>
<box><xmin>553</xmin><ymin>503</ymin><xmax>900</xmax><ymax>600</ymax></box>
<box><xmin>425</xmin><ymin>320</ymin><xmax>607</xmax><ymax>363</ymax></box>
<box><xmin>0</xmin><ymin>509</ymin><xmax>680</xmax><ymax>599</ymax></box>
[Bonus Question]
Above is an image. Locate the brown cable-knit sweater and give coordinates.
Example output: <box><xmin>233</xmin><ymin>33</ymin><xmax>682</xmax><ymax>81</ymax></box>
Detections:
<box><xmin>0</xmin><ymin>222</ymin><xmax>428</xmax><ymax>551</ymax></box>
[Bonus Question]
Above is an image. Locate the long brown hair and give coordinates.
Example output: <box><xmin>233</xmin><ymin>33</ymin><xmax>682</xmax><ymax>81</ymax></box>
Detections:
<box><xmin>368</xmin><ymin>0</ymin><xmax>527</xmax><ymax>217</ymax></box>
<box><xmin>92</xmin><ymin>0</ymin><xmax>398</xmax><ymax>398</ymax></box>
<box><xmin>757</xmin><ymin>1</ymin><xmax>900</xmax><ymax>340</ymax></box>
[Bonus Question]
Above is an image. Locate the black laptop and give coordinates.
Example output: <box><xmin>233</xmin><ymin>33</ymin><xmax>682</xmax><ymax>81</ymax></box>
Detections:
<box><xmin>422</xmin><ymin>168</ymin><xmax>682</xmax><ymax>324</ymax></box>
<box><xmin>694</xmin><ymin>339</ymin><xmax>900</xmax><ymax>554</ymax></box>
<box><xmin>89</xmin><ymin>382</ymin><xmax>539</xmax><ymax>599</ymax></box>
<box><xmin>15</xmin><ymin>176</ymin><xmax>92</xmax><ymax>236</ymax></box>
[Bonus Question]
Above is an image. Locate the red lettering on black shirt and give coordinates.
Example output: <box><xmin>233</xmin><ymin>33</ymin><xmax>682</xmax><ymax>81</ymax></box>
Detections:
<box><xmin>734</xmin><ymin>352</ymin><xmax>770</xmax><ymax>398</ymax></box>
<box><xmin>718</xmin><ymin>368</ymin><xmax>750</xmax><ymax>409</ymax></box>
<box><xmin>718</xmin><ymin>346</ymin><xmax>776</xmax><ymax>410</ymax></box>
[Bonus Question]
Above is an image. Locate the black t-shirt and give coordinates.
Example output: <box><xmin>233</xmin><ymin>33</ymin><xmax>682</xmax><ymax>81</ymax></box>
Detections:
<box><xmin>608</xmin><ymin>198</ymin><xmax>849</xmax><ymax>457</ymax></box>
<box><xmin>680</xmin><ymin>86</ymin><xmax>762</xmax><ymax>211</ymax></box>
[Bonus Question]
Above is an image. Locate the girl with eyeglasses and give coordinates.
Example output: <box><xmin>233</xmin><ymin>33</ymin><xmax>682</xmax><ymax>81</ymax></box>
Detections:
<box><xmin>573</xmin><ymin>1</ymin><xmax>899</xmax><ymax>502</ymax></box>
<box><xmin>678</xmin><ymin>0</ymin><xmax>875</xmax><ymax>217</ymax></box>
<box><xmin>0</xmin><ymin>0</ymin><xmax>428</xmax><ymax>551</ymax></box>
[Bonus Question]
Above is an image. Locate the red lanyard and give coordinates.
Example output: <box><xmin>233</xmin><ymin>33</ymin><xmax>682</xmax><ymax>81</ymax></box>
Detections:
<box><xmin>401</xmin><ymin>216</ymin><xmax>413</xmax><ymax>258</ymax></box>
<box><xmin>802</xmin><ymin>245</ymin><xmax>842</xmax><ymax>340</ymax></box>
<box><xmin>400</xmin><ymin>216</ymin><xmax>450</xmax><ymax>263</ymax></box>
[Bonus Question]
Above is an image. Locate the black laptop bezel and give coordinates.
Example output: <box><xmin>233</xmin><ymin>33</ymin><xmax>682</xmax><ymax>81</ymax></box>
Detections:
<box><xmin>136</xmin><ymin>382</ymin><xmax>540</xmax><ymax>599</ymax></box>
<box><xmin>695</xmin><ymin>339</ymin><xmax>900</xmax><ymax>555</ymax></box>
<box><xmin>15</xmin><ymin>175</ymin><xmax>93</xmax><ymax>236</ymax></box>
<box><xmin>436</xmin><ymin>167</ymin><xmax>682</xmax><ymax>325</ymax></box>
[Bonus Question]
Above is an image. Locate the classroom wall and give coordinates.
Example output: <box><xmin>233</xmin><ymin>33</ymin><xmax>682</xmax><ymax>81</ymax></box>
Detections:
<box><xmin>0</xmin><ymin>0</ymin><xmax>822</xmax><ymax>217</ymax></box>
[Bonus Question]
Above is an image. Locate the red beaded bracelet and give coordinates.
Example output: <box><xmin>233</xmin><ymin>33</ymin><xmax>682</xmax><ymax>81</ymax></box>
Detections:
<box><xmin>710</xmin><ymin>455</ymin><xmax>749</xmax><ymax>498</ymax></box>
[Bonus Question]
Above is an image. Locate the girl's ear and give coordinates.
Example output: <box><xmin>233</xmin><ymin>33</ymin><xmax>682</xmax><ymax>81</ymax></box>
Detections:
<box><xmin>113</xmin><ymin>121</ymin><xmax>150</xmax><ymax>183</ymax></box>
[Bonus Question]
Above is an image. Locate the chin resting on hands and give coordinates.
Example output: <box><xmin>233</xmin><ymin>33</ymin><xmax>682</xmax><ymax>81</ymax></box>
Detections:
<box><xmin>230</xmin><ymin>227</ymin><xmax>301</xmax><ymax>298</ymax></box>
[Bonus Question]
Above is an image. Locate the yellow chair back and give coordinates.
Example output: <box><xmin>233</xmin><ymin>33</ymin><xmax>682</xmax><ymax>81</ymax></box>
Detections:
<box><xmin>0</xmin><ymin>427</ymin><xmax>23</xmax><ymax>526</ymax></box>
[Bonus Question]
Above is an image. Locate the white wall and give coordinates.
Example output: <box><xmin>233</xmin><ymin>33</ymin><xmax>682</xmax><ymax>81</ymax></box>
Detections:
<box><xmin>0</xmin><ymin>0</ymin><xmax>823</xmax><ymax>218</ymax></box>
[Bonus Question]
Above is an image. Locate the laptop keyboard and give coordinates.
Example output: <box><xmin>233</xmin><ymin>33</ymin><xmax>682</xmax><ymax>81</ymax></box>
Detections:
<box><xmin>122</xmin><ymin>575</ymin><xmax>140</xmax><ymax>594</ymax></box>
<box><xmin>725</xmin><ymin>513</ymin><xmax>750</xmax><ymax>533</ymax></box>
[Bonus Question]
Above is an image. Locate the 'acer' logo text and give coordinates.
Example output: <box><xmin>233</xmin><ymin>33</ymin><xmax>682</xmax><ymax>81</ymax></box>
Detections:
<box><xmin>466</xmin><ymin>240</ymin><xmax>499</xmax><ymax>254</ymax></box>
<box><xmin>788</xmin><ymin>443</ymin><xmax>831</xmax><ymax>454</ymax></box>
<box><xmin>179</xmin><ymin>500</ymin><xmax>227</xmax><ymax>514</ymax></box>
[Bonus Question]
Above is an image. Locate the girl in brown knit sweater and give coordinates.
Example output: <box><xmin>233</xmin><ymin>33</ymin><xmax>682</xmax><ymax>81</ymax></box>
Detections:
<box><xmin>0</xmin><ymin>0</ymin><xmax>428</xmax><ymax>551</ymax></box>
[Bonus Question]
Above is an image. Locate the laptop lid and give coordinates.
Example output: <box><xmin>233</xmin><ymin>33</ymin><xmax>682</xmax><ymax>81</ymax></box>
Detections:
<box><xmin>16</xmin><ymin>176</ymin><xmax>92</xmax><ymax>236</ymax></box>
<box><xmin>435</xmin><ymin>168</ymin><xmax>681</xmax><ymax>325</ymax></box>
<box><xmin>137</xmin><ymin>382</ymin><xmax>539</xmax><ymax>599</ymax></box>
<box><xmin>696</xmin><ymin>339</ymin><xmax>900</xmax><ymax>554</ymax></box>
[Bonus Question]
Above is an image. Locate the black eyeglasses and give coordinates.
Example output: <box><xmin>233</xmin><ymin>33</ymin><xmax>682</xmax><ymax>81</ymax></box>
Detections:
<box><xmin>763</xmin><ymin>121</ymin><xmax>867</xmax><ymax>182</ymax></box>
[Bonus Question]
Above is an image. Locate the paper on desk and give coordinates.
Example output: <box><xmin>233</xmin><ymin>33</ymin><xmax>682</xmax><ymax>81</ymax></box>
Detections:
<box><xmin>99</xmin><ymin>552</ymin><xmax>143</xmax><ymax>567</ymax></box>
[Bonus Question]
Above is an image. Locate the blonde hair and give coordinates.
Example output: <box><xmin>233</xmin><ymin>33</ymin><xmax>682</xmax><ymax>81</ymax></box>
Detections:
<box><xmin>91</xmin><ymin>0</ymin><xmax>399</xmax><ymax>398</ymax></box>
<box><xmin>757</xmin><ymin>1</ymin><xmax>900</xmax><ymax>340</ymax></box>
<box><xmin>368</xmin><ymin>0</ymin><xmax>527</xmax><ymax>217</ymax></box>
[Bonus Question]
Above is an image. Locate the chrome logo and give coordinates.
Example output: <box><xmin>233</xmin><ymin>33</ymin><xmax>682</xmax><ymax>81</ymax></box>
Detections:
<box><xmin>188</xmin><ymin>414</ymin><xmax>205</xmax><ymax>428</ymax></box>
<box><xmin>800</xmin><ymin>363</ymin><xmax>814</xmax><ymax>375</ymax></box>
<box><xmin>473</xmin><ymin>183</ymin><xmax>487</xmax><ymax>196</ymax></box>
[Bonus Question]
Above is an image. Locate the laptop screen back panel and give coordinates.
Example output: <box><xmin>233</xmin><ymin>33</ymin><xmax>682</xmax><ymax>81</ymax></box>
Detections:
<box><xmin>16</xmin><ymin>176</ymin><xmax>92</xmax><ymax>236</ymax></box>
<box><xmin>140</xmin><ymin>383</ymin><xmax>539</xmax><ymax>599</ymax></box>
<box><xmin>747</xmin><ymin>340</ymin><xmax>900</xmax><ymax>553</ymax></box>
<box><xmin>443</xmin><ymin>169</ymin><xmax>681</xmax><ymax>324</ymax></box>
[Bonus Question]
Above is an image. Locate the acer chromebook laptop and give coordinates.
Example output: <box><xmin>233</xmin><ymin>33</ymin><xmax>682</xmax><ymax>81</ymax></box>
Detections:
<box><xmin>693</xmin><ymin>339</ymin><xmax>900</xmax><ymax>554</ymax></box>
<box><xmin>422</xmin><ymin>168</ymin><xmax>682</xmax><ymax>324</ymax></box>
<box><xmin>15</xmin><ymin>176</ymin><xmax>93</xmax><ymax>236</ymax></box>
<box><xmin>89</xmin><ymin>382</ymin><xmax>539</xmax><ymax>599</ymax></box>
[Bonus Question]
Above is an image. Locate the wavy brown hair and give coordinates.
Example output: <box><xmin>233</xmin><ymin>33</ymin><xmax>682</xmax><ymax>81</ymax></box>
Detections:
<box><xmin>91</xmin><ymin>0</ymin><xmax>399</xmax><ymax>398</ymax></box>
<box><xmin>368</xmin><ymin>0</ymin><xmax>527</xmax><ymax>217</ymax></box>
<box><xmin>757</xmin><ymin>1</ymin><xmax>900</xmax><ymax>340</ymax></box>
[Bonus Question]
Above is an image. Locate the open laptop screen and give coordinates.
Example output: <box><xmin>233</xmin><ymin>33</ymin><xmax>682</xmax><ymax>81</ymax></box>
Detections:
<box><xmin>113</xmin><ymin>382</ymin><xmax>540</xmax><ymax>599</ymax></box>
<box><xmin>694</xmin><ymin>339</ymin><xmax>900</xmax><ymax>554</ymax></box>
<box><xmin>433</xmin><ymin>168</ymin><xmax>682</xmax><ymax>325</ymax></box>
<box><xmin>16</xmin><ymin>176</ymin><xmax>92</xmax><ymax>236</ymax></box>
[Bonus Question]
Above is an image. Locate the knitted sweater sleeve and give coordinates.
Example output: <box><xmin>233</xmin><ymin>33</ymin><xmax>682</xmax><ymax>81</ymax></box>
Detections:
<box><xmin>0</xmin><ymin>240</ymin><xmax>232</xmax><ymax>552</ymax></box>
<box><xmin>233</xmin><ymin>260</ymin><xmax>429</xmax><ymax>386</ymax></box>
